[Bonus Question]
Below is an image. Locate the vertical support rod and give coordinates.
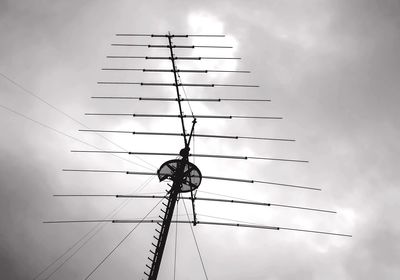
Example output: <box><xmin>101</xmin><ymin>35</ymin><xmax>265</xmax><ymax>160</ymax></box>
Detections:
<box><xmin>188</xmin><ymin>118</ymin><xmax>198</xmax><ymax>225</ymax></box>
<box><xmin>187</xmin><ymin>118</ymin><xmax>197</xmax><ymax>147</ymax></box>
<box><xmin>167</xmin><ymin>33</ymin><xmax>188</xmax><ymax>148</ymax></box>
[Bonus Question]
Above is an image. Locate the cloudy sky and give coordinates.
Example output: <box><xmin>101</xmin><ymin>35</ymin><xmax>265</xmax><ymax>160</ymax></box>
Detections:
<box><xmin>1</xmin><ymin>0</ymin><xmax>400</xmax><ymax>279</ymax></box>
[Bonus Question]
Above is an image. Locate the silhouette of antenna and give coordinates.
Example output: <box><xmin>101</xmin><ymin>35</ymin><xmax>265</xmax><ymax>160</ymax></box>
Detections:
<box><xmin>46</xmin><ymin>32</ymin><xmax>351</xmax><ymax>280</ymax></box>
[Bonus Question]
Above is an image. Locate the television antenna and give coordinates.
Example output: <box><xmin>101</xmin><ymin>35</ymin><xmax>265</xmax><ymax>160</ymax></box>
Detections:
<box><xmin>44</xmin><ymin>32</ymin><xmax>351</xmax><ymax>280</ymax></box>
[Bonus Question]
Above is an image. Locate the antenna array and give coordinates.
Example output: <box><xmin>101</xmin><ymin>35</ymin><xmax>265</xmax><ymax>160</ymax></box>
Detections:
<box><xmin>47</xmin><ymin>32</ymin><xmax>351</xmax><ymax>280</ymax></box>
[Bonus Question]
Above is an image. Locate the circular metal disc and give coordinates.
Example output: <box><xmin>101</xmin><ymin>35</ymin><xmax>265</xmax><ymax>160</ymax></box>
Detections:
<box><xmin>157</xmin><ymin>159</ymin><xmax>202</xmax><ymax>192</ymax></box>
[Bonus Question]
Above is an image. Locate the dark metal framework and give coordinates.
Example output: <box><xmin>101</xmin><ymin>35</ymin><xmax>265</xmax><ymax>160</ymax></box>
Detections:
<box><xmin>49</xmin><ymin>32</ymin><xmax>352</xmax><ymax>280</ymax></box>
<box><xmin>146</xmin><ymin>33</ymin><xmax>200</xmax><ymax>279</ymax></box>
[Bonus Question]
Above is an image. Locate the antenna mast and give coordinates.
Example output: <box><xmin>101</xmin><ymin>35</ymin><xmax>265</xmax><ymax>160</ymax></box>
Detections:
<box><xmin>146</xmin><ymin>32</ymin><xmax>199</xmax><ymax>280</ymax></box>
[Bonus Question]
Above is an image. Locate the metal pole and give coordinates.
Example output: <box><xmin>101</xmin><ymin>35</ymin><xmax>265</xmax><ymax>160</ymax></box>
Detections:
<box><xmin>167</xmin><ymin>32</ymin><xmax>188</xmax><ymax>148</ymax></box>
<box><xmin>147</xmin><ymin>180</ymin><xmax>180</xmax><ymax>279</ymax></box>
<box><xmin>147</xmin><ymin>153</ymin><xmax>191</xmax><ymax>279</ymax></box>
<box><xmin>147</xmin><ymin>33</ymin><xmax>193</xmax><ymax>279</ymax></box>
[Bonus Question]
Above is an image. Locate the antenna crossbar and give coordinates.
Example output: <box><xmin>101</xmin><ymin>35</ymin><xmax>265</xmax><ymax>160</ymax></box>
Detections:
<box><xmin>91</xmin><ymin>97</ymin><xmax>270</xmax><ymax>102</ymax></box>
<box><xmin>115</xmin><ymin>34</ymin><xmax>225</xmax><ymax>38</ymax></box>
<box><xmin>71</xmin><ymin>150</ymin><xmax>308</xmax><ymax>163</ymax></box>
<box><xmin>44</xmin><ymin>219</ymin><xmax>351</xmax><ymax>237</ymax></box>
<box><xmin>78</xmin><ymin>129</ymin><xmax>295</xmax><ymax>142</ymax></box>
<box><xmin>62</xmin><ymin>169</ymin><xmax>320</xmax><ymax>191</ymax></box>
<box><xmin>85</xmin><ymin>113</ymin><xmax>282</xmax><ymax>120</ymax></box>
<box><xmin>101</xmin><ymin>68</ymin><xmax>250</xmax><ymax>73</ymax></box>
<box><xmin>106</xmin><ymin>55</ymin><xmax>240</xmax><ymax>60</ymax></box>
<box><xmin>97</xmin><ymin>81</ymin><xmax>258</xmax><ymax>87</ymax></box>
<box><xmin>53</xmin><ymin>194</ymin><xmax>335</xmax><ymax>213</ymax></box>
<box><xmin>111</xmin><ymin>44</ymin><xmax>232</xmax><ymax>49</ymax></box>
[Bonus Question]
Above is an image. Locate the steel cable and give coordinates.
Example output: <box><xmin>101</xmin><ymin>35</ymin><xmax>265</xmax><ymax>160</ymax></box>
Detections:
<box><xmin>34</xmin><ymin>176</ymin><xmax>155</xmax><ymax>279</ymax></box>
<box><xmin>84</xmin><ymin>195</ymin><xmax>166</xmax><ymax>280</ymax></box>
<box><xmin>0</xmin><ymin>72</ymin><xmax>156</xmax><ymax>170</ymax></box>
<box><xmin>182</xmin><ymin>200</ymin><xmax>209</xmax><ymax>280</ymax></box>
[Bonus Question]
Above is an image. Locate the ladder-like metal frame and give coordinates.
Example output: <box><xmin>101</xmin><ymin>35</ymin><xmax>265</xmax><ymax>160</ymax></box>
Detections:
<box><xmin>146</xmin><ymin>186</ymin><xmax>180</xmax><ymax>279</ymax></box>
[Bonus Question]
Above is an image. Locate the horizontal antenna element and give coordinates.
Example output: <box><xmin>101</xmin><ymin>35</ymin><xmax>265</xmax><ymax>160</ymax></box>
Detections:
<box><xmin>71</xmin><ymin>150</ymin><xmax>308</xmax><ymax>163</ymax></box>
<box><xmin>107</xmin><ymin>56</ymin><xmax>240</xmax><ymax>60</ymax></box>
<box><xmin>79</xmin><ymin>129</ymin><xmax>295</xmax><ymax>142</ymax></box>
<box><xmin>54</xmin><ymin>194</ymin><xmax>334</xmax><ymax>213</ymax></box>
<box><xmin>91</xmin><ymin>97</ymin><xmax>270</xmax><ymax>102</ymax></box>
<box><xmin>44</xmin><ymin>219</ymin><xmax>351</xmax><ymax>237</ymax></box>
<box><xmin>111</xmin><ymin>44</ymin><xmax>233</xmax><ymax>49</ymax></box>
<box><xmin>115</xmin><ymin>33</ymin><xmax>226</xmax><ymax>38</ymax></box>
<box><xmin>62</xmin><ymin>169</ymin><xmax>320</xmax><ymax>191</ymax></box>
<box><xmin>85</xmin><ymin>113</ymin><xmax>282</xmax><ymax>120</ymax></box>
<box><xmin>97</xmin><ymin>82</ymin><xmax>259</xmax><ymax>88</ymax></box>
<box><xmin>101</xmin><ymin>68</ymin><xmax>250</xmax><ymax>73</ymax></box>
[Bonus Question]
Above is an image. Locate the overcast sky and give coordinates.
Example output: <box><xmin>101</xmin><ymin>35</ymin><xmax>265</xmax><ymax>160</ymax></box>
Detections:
<box><xmin>1</xmin><ymin>0</ymin><xmax>400</xmax><ymax>279</ymax></box>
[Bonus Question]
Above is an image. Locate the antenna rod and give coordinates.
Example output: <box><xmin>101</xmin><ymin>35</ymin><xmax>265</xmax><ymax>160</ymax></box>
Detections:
<box><xmin>85</xmin><ymin>113</ymin><xmax>282</xmax><ymax>120</ymax></box>
<box><xmin>91</xmin><ymin>97</ymin><xmax>270</xmax><ymax>102</ymax></box>
<box><xmin>106</xmin><ymin>55</ymin><xmax>240</xmax><ymax>60</ymax></box>
<box><xmin>187</xmin><ymin>120</ymin><xmax>198</xmax><ymax>224</ymax></box>
<box><xmin>53</xmin><ymin>194</ymin><xmax>336</xmax><ymax>214</ymax></box>
<box><xmin>101</xmin><ymin>68</ymin><xmax>250</xmax><ymax>73</ymax></box>
<box><xmin>111</xmin><ymin>44</ymin><xmax>233</xmax><ymax>48</ymax></box>
<box><xmin>187</xmin><ymin>118</ymin><xmax>197</xmax><ymax>147</ymax></box>
<box><xmin>115</xmin><ymin>33</ymin><xmax>226</xmax><ymax>37</ymax></box>
<box><xmin>97</xmin><ymin>82</ymin><xmax>259</xmax><ymax>88</ymax></box>
<box><xmin>78</xmin><ymin>129</ymin><xmax>295</xmax><ymax>142</ymax></box>
<box><xmin>62</xmin><ymin>169</ymin><xmax>320</xmax><ymax>191</ymax></box>
<box><xmin>70</xmin><ymin>150</ymin><xmax>308</xmax><ymax>163</ymax></box>
<box><xmin>44</xmin><ymin>219</ymin><xmax>351</xmax><ymax>237</ymax></box>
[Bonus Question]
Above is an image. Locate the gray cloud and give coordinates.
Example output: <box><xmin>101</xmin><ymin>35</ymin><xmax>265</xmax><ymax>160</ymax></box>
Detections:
<box><xmin>1</xmin><ymin>0</ymin><xmax>400</xmax><ymax>279</ymax></box>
